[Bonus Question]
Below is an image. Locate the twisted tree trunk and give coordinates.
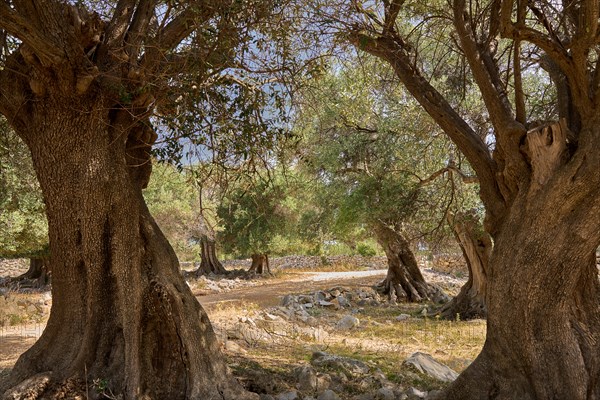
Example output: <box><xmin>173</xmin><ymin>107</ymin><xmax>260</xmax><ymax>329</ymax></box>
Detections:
<box><xmin>197</xmin><ymin>234</ymin><xmax>227</xmax><ymax>275</ymax></box>
<box><xmin>439</xmin><ymin>214</ymin><xmax>490</xmax><ymax>320</ymax></box>
<box><xmin>373</xmin><ymin>223</ymin><xmax>432</xmax><ymax>302</ymax></box>
<box><xmin>248</xmin><ymin>253</ymin><xmax>271</xmax><ymax>275</ymax></box>
<box><xmin>0</xmin><ymin>99</ymin><xmax>255</xmax><ymax>399</ymax></box>
<box><xmin>441</xmin><ymin>198</ymin><xmax>600</xmax><ymax>399</ymax></box>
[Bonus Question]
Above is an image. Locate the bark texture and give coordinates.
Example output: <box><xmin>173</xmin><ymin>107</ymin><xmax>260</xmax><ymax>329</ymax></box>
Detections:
<box><xmin>0</xmin><ymin>2</ymin><xmax>258</xmax><ymax>398</ymax></box>
<box><xmin>248</xmin><ymin>253</ymin><xmax>271</xmax><ymax>275</ymax></box>
<box><xmin>439</xmin><ymin>214</ymin><xmax>490</xmax><ymax>320</ymax></box>
<box><xmin>373</xmin><ymin>224</ymin><xmax>432</xmax><ymax>303</ymax></box>
<box><xmin>0</xmin><ymin>86</ymin><xmax>253</xmax><ymax>400</ymax></box>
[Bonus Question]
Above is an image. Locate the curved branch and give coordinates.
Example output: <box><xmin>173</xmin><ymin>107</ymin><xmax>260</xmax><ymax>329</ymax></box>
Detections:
<box><xmin>348</xmin><ymin>31</ymin><xmax>505</xmax><ymax>226</ymax></box>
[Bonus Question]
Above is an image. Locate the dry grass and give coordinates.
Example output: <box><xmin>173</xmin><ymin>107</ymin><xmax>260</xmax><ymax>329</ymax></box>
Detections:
<box><xmin>214</xmin><ymin>299</ymin><xmax>486</xmax><ymax>396</ymax></box>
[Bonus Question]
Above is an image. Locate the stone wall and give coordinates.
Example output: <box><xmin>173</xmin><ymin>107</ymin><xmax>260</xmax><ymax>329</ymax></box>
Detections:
<box><xmin>430</xmin><ymin>254</ymin><xmax>468</xmax><ymax>275</ymax></box>
<box><xmin>222</xmin><ymin>255</ymin><xmax>388</xmax><ymax>271</ymax></box>
<box><xmin>0</xmin><ymin>258</ymin><xmax>29</xmax><ymax>278</ymax></box>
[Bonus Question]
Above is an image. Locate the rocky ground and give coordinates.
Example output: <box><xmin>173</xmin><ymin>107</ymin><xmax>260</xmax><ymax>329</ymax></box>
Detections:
<box><xmin>0</xmin><ymin>256</ymin><xmax>482</xmax><ymax>399</ymax></box>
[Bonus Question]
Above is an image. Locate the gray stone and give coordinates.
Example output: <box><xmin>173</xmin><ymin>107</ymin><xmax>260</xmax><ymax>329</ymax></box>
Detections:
<box><xmin>317</xmin><ymin>390</ymin><xmax>340</xmax><ymax>400</ymax></box>
<box><xmin>260</xmin><ymin>395</ymin><xmax>276</xmax><ymax>400</ymax></box>
<box><xmin>403</xmin><ymin>352</ymin><xmax>458</xmax><ymax>383</ymax></box>
<box><xmin>282</xmin><ymin>295</ymin><xmax>295</xmax><ymax>306</ymax></box>
<box><xmin>375</xmin><ymin>387</ymin><xmax>395</xmax><ymax>400</ymax></box>
<box><xmin>337</xmin><ymin>295</ymin><xmax>351</xmax><ymax>308</ymax></box>
<box><xmin>224</xmin><ymin>340</ymin><xmax>247</xmax><ymax>354</ymax></box>
<box><xmin>406</xmin><ymin>387</ymin><xmax>427</xmax><ymax>399</ymax></box>
<box><xmin>311</xmin><ymin>351</ymin><xmax>370</xmax><ymax>377</ymax></box>
<box><xmin>295</xmin><ymin>365</ymin><xmax>331</xmax><ymax>393</ymax></box>
<box><xmin>336</xmin><ymin>315</ymin><xmax>360</xmax><ymax>331</ymax></box>
<box><xmin>314</xmin><ymin>291</ymin><xmax>327</xmax><ymax>302</ymax></box>
<box><xmin>395</xmin><ymin>314</ymin><xmax>411</xmax><ymax>321</ymax></box>
<box><xmin>277</xmin><ymin>390</ymin><xmax>300</xmax><ymax>400</ymax></box>
<box><xmin>318</xmin><ymin>300</ymin><xmax>335</xmax><ymax>307</ymax></box>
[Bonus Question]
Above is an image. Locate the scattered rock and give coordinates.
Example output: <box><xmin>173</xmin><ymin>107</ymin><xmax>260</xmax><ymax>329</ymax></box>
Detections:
<box><xmin>406</xmin><ymin>387</ymin><xmax>427</xmax><ymax>399</ymax></box>
<box><xmin>395</xmin><ymin>314</ymin><xmax>411</xmax><ymax>321</ymax></box>
<box><xmin>335</xmin><ymin>315</ymin><xmax>360</xmax><ymax>331</ymax></box>
<box><xmin>311</xmin><ymin>351</ymin><xmax>371</xmax><ymax>378</ymax></box>
<box><xmin>375</xmin><ymin>387</ymin><xmax>395</xmax><ymax>400</ymax></box>
<box><xmin>403</xmin><ymin>352</ymin><xmax>458</xmax><ymax>383</ymax></box>
<box><xmin>224</xmin><ymin>340</ymin><xmax>247</xmax><ymax>354</ymax></box>
<box><xmin>317</xmin><ymin>389</ymin><xmax>341</xmax><ymax>400</ymax></box>
<box><xmin>337</xmin><ymin>295</ymin><xmax>350</xmax><ymax>308</ymax></box>
<box><xmin>276</xmin><ymin>390</ymin><xmax>300</xmax><ymax>400</ymax></box>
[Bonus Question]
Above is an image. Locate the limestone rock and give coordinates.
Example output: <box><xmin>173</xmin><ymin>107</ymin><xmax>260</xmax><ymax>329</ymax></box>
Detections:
<box><xmin>403</xmin><ymin>352</ymin><xmax>458</xmax><ymax>383</ymax></box>
<box><xmin>335</xmin><ymin>315</ymin><xmax>360</xmax><ymax>331</ymax></box>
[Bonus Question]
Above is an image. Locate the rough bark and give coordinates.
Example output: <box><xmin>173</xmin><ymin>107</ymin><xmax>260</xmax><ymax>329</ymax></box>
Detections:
<box><xmin>248</xmin><ymin>253</ymin><xmax>271</xmax><ymax>275</ymax></box>
<box><xmin>0</xmin><ymin>100</ymin><xmax>255</xmax><ymax>399</ymax></box>
<box><xmin>439</xmin><ymin>215</ymin><xmax>490</xmax><ymax>320</ymax></box>
<box><xmin>197</xmin><ymin>235</ymin><xmax>227</xmax><ymax>275</ymax></box>
<box><xmin>373</xmin><ymin>223</ymin><xmax>431</xmax><ymax>303</ymax></box>
<box><xmin>438</xmin><ymin>191</ymin><xmax>600</xmax><ymax>399</ymax></box>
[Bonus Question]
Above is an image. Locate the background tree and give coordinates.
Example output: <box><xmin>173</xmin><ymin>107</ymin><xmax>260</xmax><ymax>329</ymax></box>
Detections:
<box><xmin>143</xmin><ymin>162</ymin><xmax>199</xmax><ymax>262</ymax></box>
<box><xmin>0</xmin><ymin>118</ymin><xmax>49</xmax><ymax>285</ymax></box>
<box><xmin>217</xmin><ymin>171</ymin><xmax>295</xmax><ymax>274</ymax></box>
<box><xmin>0</xmin><ymin>1</ymin><xmax>303</xmax><ymax>398</ymax></box>
<box><xmin>314</xmin><ymin>0</ymin><xmax>600</xmax><ymax>398</ymax></box>
<box><xmin>294</xmin><ymin>58</ymin><xmax>467</xmax><ymax>303</ymax></box>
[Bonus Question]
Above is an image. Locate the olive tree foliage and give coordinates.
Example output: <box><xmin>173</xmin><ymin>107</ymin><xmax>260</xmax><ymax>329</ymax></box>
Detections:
<box><xmin>143</xmin><ymin>162</ymin><xmax>200</xmax><ymax>262</ymax></box>
<box><xmin>0</xmin><ymin>118</ymin><xmax>47</xmax><ymax>258</ymax></box>
<box><xmin>294</xmin><ymin>56</ymin><xmax>473</xmax><ymax>255</ymax></box>
<box><xmin>304</xmin><ymin>0</ymin><xmax>600</xmax><ymax>398</ymax></box>
<box><xmin>292</xmin><ymin>56</ymin><xmax>485</xmax><ymax>303</ymax></box>
<box><xmin>216</xmin><ymin>169</ymin><xmax>296</xmax><ymax>258</ymax></box>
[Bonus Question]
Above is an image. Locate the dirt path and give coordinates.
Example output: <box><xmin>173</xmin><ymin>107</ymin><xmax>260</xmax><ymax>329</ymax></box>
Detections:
<box><xmin>197</xmin><ymin>270</ymin><xmax>387</xmax><ymax>311</ymax></box>
<box><xmin>0</xmin><ymin>270</ymin><xmax>387</xmax><ymax>372</ymax></box>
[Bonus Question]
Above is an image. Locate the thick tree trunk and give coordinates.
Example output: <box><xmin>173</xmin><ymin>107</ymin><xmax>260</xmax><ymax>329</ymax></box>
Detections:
<box><xmin>0</xmin><ymin>101</ymin><xmax>255</xmax><ymax>399</ymax></box>
<box><xmin>197</xmin><ymin>235</ymin><xmax>227</xmax><ymax>275</ymax></box>
<box><xmin>439</xmin><ymin>214</ymin><xmax>490</xmax><ymax>320</ymax></box>
<box><xmin>373</xmin><ymin>224</ymin><xmax>432</xmax><ymax>302</ymax></box>
<box><xmin>436</xmin><ymin>138</ymin><xmax>600</xmax><ymax>399</ymax></box>
<box><xmin>248</xmin><ymin>253</ymin><xmax>271</xmax><ymax>275</ymax></box>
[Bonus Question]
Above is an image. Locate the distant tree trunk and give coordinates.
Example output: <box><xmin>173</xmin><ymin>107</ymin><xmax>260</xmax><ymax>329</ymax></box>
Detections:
<box><xmin>1</xmin><ymin>101</ymin><xmax>254</xmax><ymax>399</ymax></box>
<box><xmin>197</xmin><ymin>235</ymin><xmax>227</xmax><ymax>275</ymax></box>
<box><xmin>373</xmin><ymin>223</ymin><xmax>432</xmax><ymax>302</ymax></box>
<box><xmin>248</xmin><ymin>253</ymin><xmax>271</xmax><ymax>274</ymax></box>
<box><xmin>12</xmin><ymin>256</ymin><xmax>51</xmax><ymax>287</ymax></box>
<box><xmin>439</xmin><ymin>214</ymin><xmax>490</xmax><ymax>320</ymax></box>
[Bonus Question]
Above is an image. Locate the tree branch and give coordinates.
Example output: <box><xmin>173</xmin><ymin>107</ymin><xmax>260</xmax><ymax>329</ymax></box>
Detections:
<box><xmin>347</xmin><ymin>31</ymin><xmax>505</xmax><ymax>224</ymax></box>
<box><xmin>126</xmin><ymin>0</ymin><xmax>158</xmax><ymax>61</ymax></box>
<box><xmin>0</xmin><ymin>2</ymin><xmax>63</xmax><ymax>66</ymax></box>
<box><xmin>103</xmin><ymin>0</ymin><xmax>137</xmax><ymax>49</ymax></box>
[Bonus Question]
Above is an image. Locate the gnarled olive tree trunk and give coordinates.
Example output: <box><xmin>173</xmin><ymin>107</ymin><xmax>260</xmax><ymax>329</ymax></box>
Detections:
<box><xmin>248</xmin><ymin>253</ymin><xmax>271</xmax><ymax>275</ymax></box>
<box><xmin>197</xmin><ymin>234</ymin><xmax>227</xmax><ymax>275</ymax></box>
<box><xmin>442</xmin><ymin>186</ymin><xmax>600</xmax><ymax>399</ymax></box>
<box><xmin>349</xmin><ymin>3</ymin><xmax>600</xmax><ymax>395</ymax></box>
<box><xmin>1</xmin><ymin>99</ymin><xmax>255</xmax><ymax>399</ymax></box>
<box><xmin>439</xmin><ymin>214</ymin><xmax>490</xmax><ymax>320</ymax></box>
<box><xmin>373</xmin><ymin>223</ymin><xmax>432</xmax><ymax>302</ymax></box>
